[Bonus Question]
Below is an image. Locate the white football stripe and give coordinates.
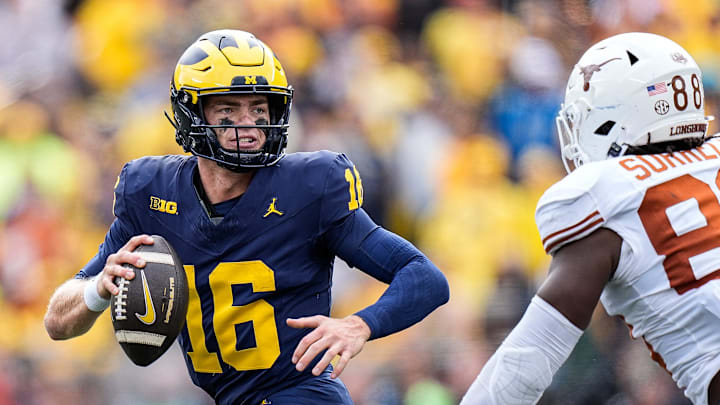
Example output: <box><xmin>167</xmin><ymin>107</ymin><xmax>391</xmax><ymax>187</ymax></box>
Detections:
<box><xmin>136</xmin><ymin>251</ymin><xmax>175</xmax><ymax>266</ymax></box>
<box><xmin>115</xmin><ymin>330</ymin><xmax>166</xmax><ymax>347</ymax></box>
<box><xmin>689</xmin><ymin>247</ymin><xmax>720</xmax><ymax>280</ymax></box>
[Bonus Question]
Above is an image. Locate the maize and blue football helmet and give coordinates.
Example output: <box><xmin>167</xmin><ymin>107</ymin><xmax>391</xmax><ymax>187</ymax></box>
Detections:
<box><xmin>168</xmin><ymin>30</ymin><xmax>293</xmax><ymax>172</ymax></box>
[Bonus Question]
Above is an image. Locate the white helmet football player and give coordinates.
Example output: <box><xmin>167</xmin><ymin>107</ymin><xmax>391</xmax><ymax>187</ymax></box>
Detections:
<box><xmin>556</xmin><ymin>32</ymin><xmax>712</xmax><ymax>173</ymax></box>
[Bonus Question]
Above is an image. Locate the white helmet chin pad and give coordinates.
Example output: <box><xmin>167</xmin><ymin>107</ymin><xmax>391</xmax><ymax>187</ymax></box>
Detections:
<box><xmin>557</xmin><ymin>32</ymin><xmax>711</xmax><ymax>173</ymax></box>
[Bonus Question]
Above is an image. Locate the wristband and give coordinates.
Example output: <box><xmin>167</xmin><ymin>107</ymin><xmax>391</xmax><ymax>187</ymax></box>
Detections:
<box><xmin>83</xmin><ymin>276</ymin><xmax>111</xmax><ymax>312</ymax></box>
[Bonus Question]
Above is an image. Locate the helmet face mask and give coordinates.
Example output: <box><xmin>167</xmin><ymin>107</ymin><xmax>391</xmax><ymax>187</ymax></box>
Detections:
<box><xmin>168</xmin><ymin>30</ymin><xmax>293</xmax><ymax>172</ymax></box>
<box><xmin>557</xmin><ymin>100</ymin><xmax>589</xmax><ymax>172</ymax></box>
<box><xmin>557</xmin><ymin>32</ymin><xmax>711</xmax><ymax>173</ymax></box>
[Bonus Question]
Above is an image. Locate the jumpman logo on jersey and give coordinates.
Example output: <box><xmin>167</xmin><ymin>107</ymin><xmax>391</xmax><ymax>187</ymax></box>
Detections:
<box><xmin>263</xmin><ymin>198</ymin><xmax>284</xmax><ymax>217</ymax></box>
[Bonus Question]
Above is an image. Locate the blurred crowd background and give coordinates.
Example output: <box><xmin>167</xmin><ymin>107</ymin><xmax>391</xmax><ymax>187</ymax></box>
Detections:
<box><xmin>2</xmin><ymin>0</ymin><xmax>720</xmax><ymax>404</ymax></box>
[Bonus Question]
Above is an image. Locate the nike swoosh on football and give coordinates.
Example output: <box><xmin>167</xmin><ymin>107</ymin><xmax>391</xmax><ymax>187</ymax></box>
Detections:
<box><xmin>136</xmin><ymin>270</ymin><xmax>157</xmax><ymax>325</ymax></box>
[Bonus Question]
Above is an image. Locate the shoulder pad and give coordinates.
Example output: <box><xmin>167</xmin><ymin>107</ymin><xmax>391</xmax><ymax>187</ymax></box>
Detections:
<box><xmin>114</xmin><ymin>155</ymin><xmax>190</xmax><ymax>218</ymax></box>
<box><xmin>280</xmin><ymin>150</ymin><xmax>341</xmax><ymax>172</ymax></box>
<box><xmin>122</xmin><ymin>155</ymin><xmax>190</xmax><ymax>192</ymax></box>
<box><xmin>279</xmin><ymin>150</ymin><xmax>346</xmax><ymax>193</ymax></box>
<box><xmin>536</xmin><ymin>163</ymin><xmax>608</xmax><ymax>254</ymax></box>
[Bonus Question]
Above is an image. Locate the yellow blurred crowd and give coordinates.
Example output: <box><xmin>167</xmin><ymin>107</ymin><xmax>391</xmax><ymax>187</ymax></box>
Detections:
<box><xmin>2</xmin><ymin>0</ymin><xmax>720</xmax><ymax>404</ymax></box>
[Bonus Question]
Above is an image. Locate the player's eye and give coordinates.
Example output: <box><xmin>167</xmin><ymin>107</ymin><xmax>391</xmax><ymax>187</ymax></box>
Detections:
<box><xmin>220</xmin><ymin>107</ymin><xmax>234</xmax><ymax>114</ymax></box>
<box><xmin>252</xmin><ymin>106</ymin><xmax>267</xmax><ymax>115</ymax></box>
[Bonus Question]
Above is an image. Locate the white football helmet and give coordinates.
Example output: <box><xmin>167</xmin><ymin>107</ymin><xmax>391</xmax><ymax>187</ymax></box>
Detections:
<box><xmin>556</xmin><ymin>32</ymin><xmax>711</xmax><ymax>172</ymax></box>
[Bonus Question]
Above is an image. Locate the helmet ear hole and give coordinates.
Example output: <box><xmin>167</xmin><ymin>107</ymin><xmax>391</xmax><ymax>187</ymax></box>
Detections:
<box><xmin>595</xmin><ymin>120</ymin><xmax>616</xmax><ymax>136</ymax></box>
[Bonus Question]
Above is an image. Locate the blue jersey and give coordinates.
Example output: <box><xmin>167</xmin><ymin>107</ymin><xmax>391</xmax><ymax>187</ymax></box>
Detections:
<box><xmin>80</xmin><ymin>151</ymin><xmax>374</xmax><ymax>404</ymax></box>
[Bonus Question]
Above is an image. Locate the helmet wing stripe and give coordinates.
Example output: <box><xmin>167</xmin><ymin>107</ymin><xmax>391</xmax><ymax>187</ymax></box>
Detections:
<box><xmin>178</xmin><ymin>46</ymin><xmax>209</xmax><ymax>66</ymax></box>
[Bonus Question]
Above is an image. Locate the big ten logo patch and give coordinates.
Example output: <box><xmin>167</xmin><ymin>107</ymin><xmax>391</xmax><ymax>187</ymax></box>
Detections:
<box><xmin>150</xmin><ymin>196</ymin><xmax>178</xmax><ymax>215</ymax></box>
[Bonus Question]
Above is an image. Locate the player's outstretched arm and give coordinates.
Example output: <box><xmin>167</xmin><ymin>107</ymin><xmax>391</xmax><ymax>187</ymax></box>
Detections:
<box><xmin>460</xmin><ymin>228</ymin><xmax>622</xmax><ymax>404</ymax></box>
<box><xmin>288</xmin><ymin>209</ymin><xmax>449</xmax><ymax>379</ymax></box>
<box><xmin>44</xmin><ymin>235</ymin><xmax>153</xmax><ymax>340</ymax></box>
<box><xmin>44</xmin><ymin>277</ymin><xmax>104</xmax><ymax>340</ymax></box>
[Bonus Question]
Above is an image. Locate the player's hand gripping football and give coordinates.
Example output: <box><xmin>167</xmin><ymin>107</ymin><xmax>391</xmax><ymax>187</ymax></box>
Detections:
<box><xmin>97</xmin><ymin>235</ymin><xmax>154</xmax><ymax>299</ymax></box>
<box><xmin>287</xmin><ymin>315</ymin><xmax>371</xmax><ymax>379</ymax></box>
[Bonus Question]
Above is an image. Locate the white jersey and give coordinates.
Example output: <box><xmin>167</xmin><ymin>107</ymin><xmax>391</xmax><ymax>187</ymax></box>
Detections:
<box><xmin>536</xmin><ymin>137</ymin><xmax>720</xmax><ymax>405</ymax></box>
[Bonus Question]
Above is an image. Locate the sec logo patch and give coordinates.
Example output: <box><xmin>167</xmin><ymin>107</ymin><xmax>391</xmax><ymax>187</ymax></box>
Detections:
<box><xmin>655</xmin><ymin>100</ymin><xmax>670</xmax><ymax>115</ymax></box>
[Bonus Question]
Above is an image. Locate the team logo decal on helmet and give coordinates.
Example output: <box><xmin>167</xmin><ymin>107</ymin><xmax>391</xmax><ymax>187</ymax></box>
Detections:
<box><xmin>579</xmin><ymin>58</ymin><xmax>621</xmax><ymax>91</ymax></box>
<box><xmin>166</xmin><ymin>30</ymin><xmax>293</xmax><ymax>171</ymax></box>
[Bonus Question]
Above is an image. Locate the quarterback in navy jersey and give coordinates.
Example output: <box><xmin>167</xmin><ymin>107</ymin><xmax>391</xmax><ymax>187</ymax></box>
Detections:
<box><xmin>44</xmin><ymin>30</ymin><xmax>449</xmax><ymax>405</ymax></box>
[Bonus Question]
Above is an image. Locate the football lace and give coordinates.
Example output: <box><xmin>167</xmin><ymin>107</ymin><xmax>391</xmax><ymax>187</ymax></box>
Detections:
<box><xmin>114</xmin><ymin>277</ymin><xmax>129</xmax><ymax>321</ymax></box>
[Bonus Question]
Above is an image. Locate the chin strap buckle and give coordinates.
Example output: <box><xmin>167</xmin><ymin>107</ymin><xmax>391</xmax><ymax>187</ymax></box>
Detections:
<box><xmin>608</xmin><ymin>142</ymin><xmax>623</xmax><ymax>157</ymax></box>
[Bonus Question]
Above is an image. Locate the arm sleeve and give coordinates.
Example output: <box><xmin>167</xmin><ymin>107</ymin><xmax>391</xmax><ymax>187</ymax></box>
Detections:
<box><xmin>326</xmin><ymin>208</ymin><xmax>450</xmax><ymax>340</ymax></box>
<box><xmin>460</xmin><ymin>296</ymin><xmax>582</xmax><ymax>405</ymax></box>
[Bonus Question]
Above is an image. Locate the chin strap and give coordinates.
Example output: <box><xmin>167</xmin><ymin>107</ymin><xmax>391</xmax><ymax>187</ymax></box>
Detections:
<box><xmin>607</xmin><ymin>142</ymin><xmax>623</xmax><ymax>157</ymax></box>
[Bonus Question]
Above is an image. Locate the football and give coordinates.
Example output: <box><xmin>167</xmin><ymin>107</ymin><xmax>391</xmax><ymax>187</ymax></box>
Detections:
<box><xmin>110</xmin><ymin>235</ymin><xmax>189</xmax><ymax>367</ymax></box>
